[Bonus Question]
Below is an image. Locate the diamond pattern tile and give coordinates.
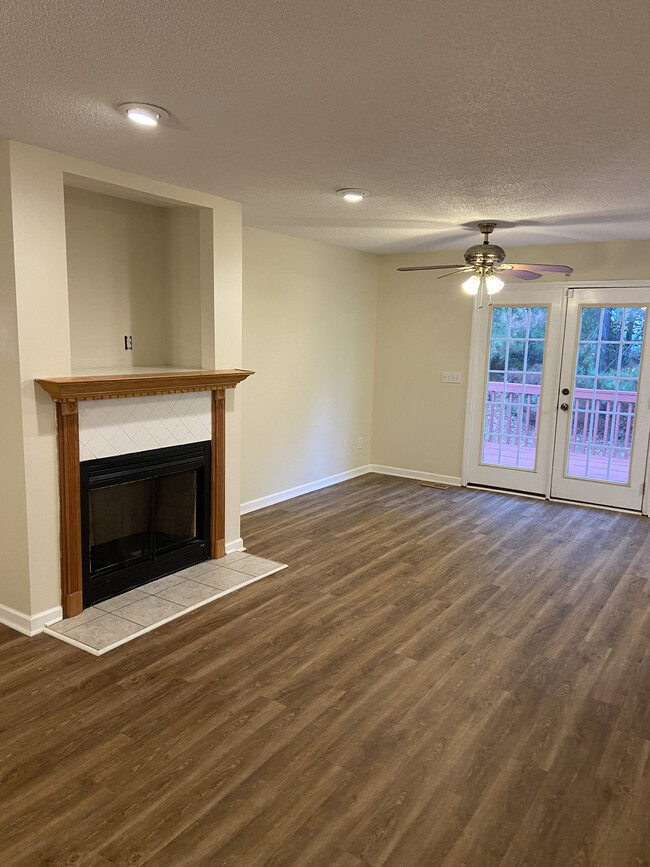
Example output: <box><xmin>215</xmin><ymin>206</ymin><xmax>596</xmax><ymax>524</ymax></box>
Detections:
<box><xmin>79</xmin><ymin>392</ymin><xmax>212</xmax><ymax>460</ymax></box>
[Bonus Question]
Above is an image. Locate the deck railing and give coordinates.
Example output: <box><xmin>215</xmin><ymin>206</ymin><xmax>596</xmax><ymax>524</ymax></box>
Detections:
<box><xmin>485</xmin><ymin>382</ymin><xmax>637</xmax><ymax>456</ymax></box>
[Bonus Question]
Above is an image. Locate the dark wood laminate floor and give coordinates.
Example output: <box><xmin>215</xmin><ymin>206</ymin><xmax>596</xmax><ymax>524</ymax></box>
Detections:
<box><xmin>1</xmin><ymin>475</ymin><xmax>649</xmax><ymax>866</ymax></box>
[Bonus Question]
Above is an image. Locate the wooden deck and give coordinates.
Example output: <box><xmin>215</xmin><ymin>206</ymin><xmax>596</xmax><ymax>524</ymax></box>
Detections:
<box><xmin>482</xmin><ymin>441</ymin><xmax>631</xmax><ymax>481</ymax></box>
<box><xmin>0</xmin><ymin>475</ymin><xmax>648</xmax><ymax>865</ymax></box>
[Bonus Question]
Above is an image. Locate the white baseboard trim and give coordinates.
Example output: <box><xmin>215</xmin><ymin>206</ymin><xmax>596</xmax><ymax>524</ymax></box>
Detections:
<box><xmin>241</xmin><ymin>465</ymin><xmax>372</xmax><ymax>514</ymax></box>
<box><xmin>369</xmin><ymin>465</ymin><xmax>462</xmax><ymax>487</ymax></box>
<box><xmin>240</xmin><ymin>464</ymin><xmax>462</xmax><ymax>515</ymax></box>
<box><xmin>226</xmin><ymin>537</ymin><xmax>245</xmax><ymax>553</ymax></box>
<box><xmin>0</xmin><ymin>603</ymin><xmax>63</xmax><ymax>637</ymax></box>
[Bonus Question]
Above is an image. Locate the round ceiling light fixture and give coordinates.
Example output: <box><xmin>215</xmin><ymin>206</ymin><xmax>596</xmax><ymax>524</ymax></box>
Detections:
<box><xmin>118</xmin><ymin>103</ymin><xmax>169</xmax><ymax>127</ymax></box>
<box><xmin>337</xmin><ymin>188</ymin><xmax>369</xmax><ymax>202</ymax></box>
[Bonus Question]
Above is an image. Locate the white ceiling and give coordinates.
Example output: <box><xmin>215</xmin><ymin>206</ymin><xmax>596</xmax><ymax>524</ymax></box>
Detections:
<box><xmin>2</xmin><ymin>0</ymin><xmax>650</xmax><ymax>253</ymax></box>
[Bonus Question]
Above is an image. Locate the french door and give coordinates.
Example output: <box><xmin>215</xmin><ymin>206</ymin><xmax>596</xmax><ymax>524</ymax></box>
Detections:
<box><xmin>550</xmin><ymin>288</ymin><xmax>650</xmax><ymax>510</ymax></box>
<box><xmin>466</xmin><ymin>287</ymin><xmax>564</xmax><ymax>495</ymax></box>
<box><xmin>466</xmin><ymin>285</ymin><xmax>650</xmax><ymax>511</ymax></box>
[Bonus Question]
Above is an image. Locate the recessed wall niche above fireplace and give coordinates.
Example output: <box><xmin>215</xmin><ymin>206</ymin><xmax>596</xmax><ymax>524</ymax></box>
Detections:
<box><xmin>81</xmin><ymin>442</ymin><xmax>211</xmax><ymax>606</ymax></box>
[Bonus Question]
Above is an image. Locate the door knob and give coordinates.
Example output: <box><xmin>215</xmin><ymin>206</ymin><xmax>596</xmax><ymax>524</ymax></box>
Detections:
<box><xmin>561</xmin><ymin>388</ymin><xmax>570</xmax><ymax>395</ymax></box>
<box><xmin>560</xmin><ymin>403</ymin><xmax>569</xmax><ymax>411</ymax></box>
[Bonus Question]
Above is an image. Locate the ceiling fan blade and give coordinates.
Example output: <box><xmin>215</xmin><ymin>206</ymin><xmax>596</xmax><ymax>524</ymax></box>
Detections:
<box><xmin>397</xmin><ymin>264</ymin><xmax>466</xmax><ymax>272</ymax></box>
<box><xmin>436</xmin><ymin>268</ymin><xmax>474</xmax><ymax>279</ymax></box>
<box><xmin>508</xmin><ymin>269</ymin><xmax>543</xmax><ymax>280</ymax></box>
<box><xmin>508</xmin><ymin>263</ymin><xmax>574</xmax><ymax>274</ymax></box>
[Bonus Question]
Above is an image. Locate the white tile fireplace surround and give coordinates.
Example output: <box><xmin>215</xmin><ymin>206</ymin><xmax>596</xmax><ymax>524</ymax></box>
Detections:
<box><xmin>78</xmin><ymin>392</ymin><xmax>212</xmax><ymax>461</ymax></box>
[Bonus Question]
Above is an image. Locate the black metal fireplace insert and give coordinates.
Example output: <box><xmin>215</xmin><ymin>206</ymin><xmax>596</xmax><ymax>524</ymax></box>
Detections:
<box><xmin>80</xmin><ymin>442</ymin><xmax>211</xmax><ymax>606</ymax></box>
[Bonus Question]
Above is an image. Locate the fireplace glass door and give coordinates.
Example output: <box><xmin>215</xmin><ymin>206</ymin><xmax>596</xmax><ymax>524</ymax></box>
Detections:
<box><xmin>156</xmin><ymin>470</ymin><xmax>198</xmax><ymax>551</ymax></box>
<box><xmin>90</xmin><ymin>478</ymin><xmax>154</xmax><ymax>572</ymax></box>
<box><xmin>82</xmin><ymin>443</ymin><xmax>210</xmax><ymax>606</ymax></box>
<box><xmin>89</xmin><ymin>469</ymin><xmax>199</xmax><ymax>573</ymax></box>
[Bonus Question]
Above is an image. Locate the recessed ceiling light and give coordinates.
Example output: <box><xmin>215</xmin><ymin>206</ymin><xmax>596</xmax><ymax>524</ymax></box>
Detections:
<box><xmin>118</xmin><ymin>103</ymin><xmax>169</xmax><ymax>127</ymax></box>
<box><xmin>337</xmin><ymin>188</ymin><xmax>369</xmax><ymax>202</ymax></box>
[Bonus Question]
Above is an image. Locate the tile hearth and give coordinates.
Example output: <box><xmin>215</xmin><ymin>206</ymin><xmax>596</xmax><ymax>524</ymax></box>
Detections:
<box><xmin>44</xmin><ymin>552</ymin><xmax>286</xmax><ymax>655</ymax></box>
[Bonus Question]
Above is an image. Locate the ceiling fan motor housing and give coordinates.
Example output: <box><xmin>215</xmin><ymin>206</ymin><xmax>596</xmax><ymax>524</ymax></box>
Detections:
<box><xmin>464</xmin><ymin>243</ymin><xmax>507</xmax><ymax>268</ymax></box>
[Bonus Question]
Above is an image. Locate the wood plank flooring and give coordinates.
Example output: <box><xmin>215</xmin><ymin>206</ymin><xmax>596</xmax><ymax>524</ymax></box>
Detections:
<box><xmin>0</xmin><ymin>474</ymin><xmax>648</xmax><ymax>866</ymax></box>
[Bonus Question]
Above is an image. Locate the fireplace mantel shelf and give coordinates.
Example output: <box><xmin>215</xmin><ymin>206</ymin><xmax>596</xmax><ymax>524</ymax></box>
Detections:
<box><xmin>36</xmin><ymin>369</ymin><xmax>254</xmax><ymax>403</ymax></box>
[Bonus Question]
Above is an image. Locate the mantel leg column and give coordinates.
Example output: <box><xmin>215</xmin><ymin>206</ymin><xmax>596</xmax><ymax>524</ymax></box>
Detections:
<box><xmin>56</xmin><ymin>401</ymin><xmax>83</xmax><ymax>617</ymax></box>
<box><xmin>211</xmin><ymin>388</ymin><xmax>226</xmax><ymax>559</ymax></box>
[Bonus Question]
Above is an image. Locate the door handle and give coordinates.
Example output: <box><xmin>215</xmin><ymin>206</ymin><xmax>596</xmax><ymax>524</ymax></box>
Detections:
<box><xmin>560</xmin><ymin>403</ymin><xmax>569</xmax><ymax>411</ymax></box>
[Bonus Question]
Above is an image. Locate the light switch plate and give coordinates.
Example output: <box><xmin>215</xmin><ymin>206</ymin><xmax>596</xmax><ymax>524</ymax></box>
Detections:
<box><xmin>442</xmin><ymin>371</ymin><xmax>462</xmax><ymax>383</ymax></box>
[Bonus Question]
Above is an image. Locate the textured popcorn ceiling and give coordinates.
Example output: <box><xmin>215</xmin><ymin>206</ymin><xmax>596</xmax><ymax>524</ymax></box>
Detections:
<box><xmin>1</xmin><ymin>0</ymin><xmax>649</xmax><ymax>253</ymax></box>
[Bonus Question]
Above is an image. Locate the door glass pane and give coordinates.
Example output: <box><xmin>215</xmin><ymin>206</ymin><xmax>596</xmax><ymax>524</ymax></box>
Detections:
<box><xmin>482</xmin><ymin>306</ymin><xmax>548</xmax><ymax>469</ymax></box>
<box><xmin>567</xmin><ymin>306</ymin><xmax>646</xmax><ymax>483</ymax></box>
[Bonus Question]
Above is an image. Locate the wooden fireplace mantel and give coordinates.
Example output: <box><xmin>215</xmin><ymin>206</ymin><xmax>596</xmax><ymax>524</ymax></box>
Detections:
<box><xmin>36</xmin><ymin>369</ymin><xmax>254</xmax><ymax>618</ymax></box>
<box><xmin>36</xmin><ymin>368</ymin><xmax>253</xmax><ymax>402</ymax></box>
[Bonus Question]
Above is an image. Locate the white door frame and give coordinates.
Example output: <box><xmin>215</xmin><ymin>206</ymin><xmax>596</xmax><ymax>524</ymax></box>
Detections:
<box><xmin>462</xmin><ymin>279</ymin><xmax>650</xmax><ymax>515</ymax></box>
<box><xmin>464</xmin><ymin>287</ymin><xmax>564</xmax><ymax>495</ymax></box>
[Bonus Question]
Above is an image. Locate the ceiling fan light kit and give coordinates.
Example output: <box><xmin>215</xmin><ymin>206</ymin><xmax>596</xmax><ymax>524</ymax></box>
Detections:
<box><xmin>486</xmin><ymin>273</ymin><xmax>505</xmax><ymax>294</ymax></box>
<box><xmin>398</xmin><ymin>221</ymin><xmax>573</xmax><ymax>305</ymax></box>
<box><xmin>461</xmin><ymin>274</ymin><xmax>481</xmax><ymax>295</ymax></box>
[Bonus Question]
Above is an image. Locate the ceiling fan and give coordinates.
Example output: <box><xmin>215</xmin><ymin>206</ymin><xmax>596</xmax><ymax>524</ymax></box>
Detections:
<box><xmin>397</xmin><ymin>221</ymin><xmax>573</xmax><ymax>302</ymax></box>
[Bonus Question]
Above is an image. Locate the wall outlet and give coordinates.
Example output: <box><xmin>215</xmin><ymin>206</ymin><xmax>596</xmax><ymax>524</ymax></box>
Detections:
<box><xmin>124</xmin><ymin>335</ymin><xmax>133</xmax><ymax>350</ymax></box>
<box><xmin>357</xmin><ymin>437</ymin><xmax>363</xmax><ymax>450</ymax></box>
<box><xmin>442</xmin><ymin>371</ymin><xmax>461</xmax><ymax>383</ymax></box>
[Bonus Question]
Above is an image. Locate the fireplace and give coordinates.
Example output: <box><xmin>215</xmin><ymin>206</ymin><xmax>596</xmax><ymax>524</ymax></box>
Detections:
<box><xmin>81</xmin><ymin>443</ymin><xmax>211</xmax><ymax>606</ymax></box>
<box><xmin>36</xmin><ymin>369</ymin><xmax>253</xmax><ymax>617</ymax></box>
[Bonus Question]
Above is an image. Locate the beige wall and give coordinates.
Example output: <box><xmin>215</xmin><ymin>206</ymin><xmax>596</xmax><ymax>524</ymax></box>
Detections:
<box><xmin>372</xmin><ymin>255</ymin><xmax>473</xmax><ymax>481</ymax></box>
<box><xmin>165</xmin><ymin>206</ymin><xmax>203</xmax><ymax>369</ymax></box>
<box><xmin>241</xmin><ymin>228</ymin><xmax>378</xmax><ymax>506</ymax></box>
<box><xmin>2</xmin><ymin>142</ymin><xmax>72</xmax><ymax>617</ymax></box>
<box><xmin>0</xmin><ymin>142</ymin><xmax>32</xmax><ymax>614</ymax></box>
<box><xmin>65</xmin><ymin>187</ymin><xmax>169</xmax><ymax>369</ymax></box>
<box><xmin>0</xmin><ymin>141</ymin><xmax>243</xmax><ymax>624</ymax></box>
<box><xmin>372</xmin><ymin>240</ymin><xmax>650</xmax><ymax>480</ymax></box>
<box><xmin>65</xmin><ymin>189</ymin><xmax>205</xmax><ymax>371</ymax></box>
<box><xmin>210</xmin><ymin>198</ymin><xmax>244</xmax><ymax>543</ymax></box>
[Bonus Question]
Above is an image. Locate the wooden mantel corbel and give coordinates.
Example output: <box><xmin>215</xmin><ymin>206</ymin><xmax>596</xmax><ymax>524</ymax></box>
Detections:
<box><xmin>36</xmin><ymin>369</ymin><xmax>254</xmax><ymax>617</ymax></box>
